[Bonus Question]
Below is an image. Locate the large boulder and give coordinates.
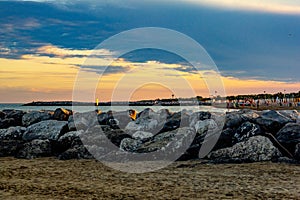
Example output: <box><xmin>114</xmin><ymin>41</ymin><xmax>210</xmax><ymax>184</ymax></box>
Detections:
<box><xmin>0</xmin><ymin>126</ymin><xmax>26</xmax><ymax>141</ymax></box>
<box><xmin>53</xmin><ymin>108</ymin><xmax>72</xmax><ymax>121</ymax></box>
<box><xmin>58</xmin><ymin>145</ymin><xmax>94</xmax><ymax>160</ymax></box>
<box><xmin>57</xmin><ymin>130</ymin><xmax>84</xmax><ymax>152</ymax></box>
<box><xmin>212</xmin><ymin>128</ymin><xmax>235</xmax><ymax>151</ymax></box>
<box><xmin>69</xmin><ymin>111</ymin><xmax>98</xmax><ymax>131</ymax></box>
<box><xmin>224</xmin><ymin>112</ymin><xmax>244</xmax><ymax>129</ymax></box>
<box><xmin>125</xmin><ymin>118</ymin><xmax>159</xmax><ymax>133</ymax></box>
<box><xmin>22</xmin><ymin>110</ymin><xmax>53</xmax><ymax>127</ymax></box>
<box><xmin>0</xmin><ymin>111</ymin><xmax>6</xmax><ymax>119</ymax></box>
<box><xmin>207</xmin><ymin>136</ymin><xmax>282</xmax><ymax>163</ymax></box>
<box><xmin>0</xmin><ymin>118</ymin><xmax>16</xmax><ymax>129</ymax></box>
<box><xmin>2</xmin><ymin>110</ymin><xmax>26</xmax><ymax>126</ymax></box>
<box><xmin>0</xmin><ymin>140</ymin><xmax>24</xmax><ymax>157</ymax></box>
<box><xmin>132</xmin><ymin>131</ymin><xmax>153</xmax><ymax>140</ymax></box>
<box><xmin>240</xmin><ymin>109</ymin><xmax>260</xmax><ymax>122</ymax></box>
<box><xmin>134</xmin><ymin>127</ymin><xmax>195</xmax><ymax>158</ymax></box>
<box><xmin>16</xmin><ymin>139</ymin><xmax>52</xmax><ymax>159</ymax></box>
<box><xmin>120</xmin><ymin>138</ymin><xmax>143</xmax><ymax>152</ymax></box>
<box><xmin>22</xmin><ymin>120</ymin><xmax>68</xmax><ymax>141</ymax></box>
<box><xmin>189</xmin><ymin>111</ymin><xmax>211</xmax><ymax>125</ymax></box>
<box><xmin>254</xmin><ymin>110</ymin><xmax>294</xmax><ymax>134</ymax></box>
<box><xmin>233</xmin><ymin>122</ymin><xmax>263</xmax><ymax>144</ymax></box>
<box><xmin>159</xmin><ymin>111</ymin><xmax>189</xmax><ymax>133</ymax></box>
<box><xmin>295</xmin><ymin>143</ymin><xmax>300</xmax><ymax>161</ymax></box>
<box><xmin>275</xmin><ymin>123</ymin><xmax>300</xmax><ymax>153</ymax></box>
<box><xmin>279</xmin><ymin>110</ymin><xmax>299</xmax><ymax>122</ymax></box>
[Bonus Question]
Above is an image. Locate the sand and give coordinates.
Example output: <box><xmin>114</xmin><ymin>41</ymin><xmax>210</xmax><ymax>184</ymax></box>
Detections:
<box><xmin>0</xmin><ymin>158</ymin><xmax>299</xmax><ymax>200</ymax></box>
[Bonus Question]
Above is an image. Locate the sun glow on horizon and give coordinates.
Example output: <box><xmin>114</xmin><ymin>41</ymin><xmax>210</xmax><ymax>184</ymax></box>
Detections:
<box><xmin>1</xmin><ymin>45</ymin><xmax>300</xmax><ymax>103</ymax></box>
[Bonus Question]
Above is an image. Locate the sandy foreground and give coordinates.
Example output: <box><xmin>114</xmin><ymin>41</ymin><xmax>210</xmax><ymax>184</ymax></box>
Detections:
<box><xmin>0</xmin><ymin>158</ymin><xmax>299</xmax><ymax>200</ymax></box>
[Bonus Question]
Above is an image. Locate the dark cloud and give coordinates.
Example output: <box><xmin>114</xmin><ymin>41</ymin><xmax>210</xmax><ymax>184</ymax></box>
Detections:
<box><xmin>0</xmin><ymin>1</ymin><xmax>300</xmax><ymax>82</ymax></box>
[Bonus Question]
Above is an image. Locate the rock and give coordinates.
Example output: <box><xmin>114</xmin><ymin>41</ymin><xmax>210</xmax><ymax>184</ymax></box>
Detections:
<box><xmin>53</xmin><ymin>108</ymin><xmax>72</xmax><ymax>121</ymax></box>
<box><xmin>58</xmin><ymin>145</ymin><xmax>94</xmax><ymax>160</ymax></box>
<box><xmin>193</xmin><ymin>119</ymin><xmax>217</xmax><ymax>135</ymax></box>
<box><xmin>279</xmin><ymin>110</ymin><xmax>299</xmax><ymax>122</ymax></box>
<box><xmin>104</xmin><ymin>129</ymin><xmax>132</xmax><ymax>147</ymax></box>
<box><xmin>254</xmin><ymin>110</ymin><xmax>293</xmax><ymax>134</ymax></box>
<box><xmin>57</xmin><ymin>130</ymin><xmax>84</xmax><ymax>152</ymax></box>
<box><xmin>0</xmin><ymin>126</ymin><xmax>26</xmax><ymax>140</ymax></box>
<box><xmin>0</xmin><ymin>111</ymin><xmax>5</xmax><ymax>119</ymax></box>
<box><xmin>240</xmin><ymin>110</ymin><xmax>260</xmax><ymax>122</ymax></box>
<box><xmin>213</xmin><ymin>128</ymin><xmax>235</xmax><ymax>151</ymax></box>
<box><xmin>233</xmin><ymin>122</ymin><xmax>263</xmax><ymax>144</ymax></box>
<box><xmin>132</xmin><ymin>131</ymin><xmax>153</xmax><ymax>140</ymax></box>
<box><xmin>275</xmin><ymin>157</ymin><xmax>299</xmax><ymax>164</ymax></box>
<box><xmin>22</xmin><ymin>110</ymin><xmax>53</xmax><ymax>127</ymax></box>
<box><xmin>125</xmin><ymin>118</ymin><xmax>159</xmax><ymax>133</ymax></box>
<box><xmin>295</xmin><ymin>143</ymin><xmax>300</xmax><ymax>160</ymax></box>
<box><xmin>68</xmin><ymin>115</ymin><xmax>76</xmax><ymax>131</ymax></box>
<box><xmin>137</xmin><ymin>108</ymin><xmax>157</xmax><ymax>120</ymax></box>
<box><xmin>208</xmin><ymin>136</ymin><xmax>282</xmax><ymax>163</ymax></box>
<box><xmin>136</xmin><ymin>127</ymin><xmax>195</xmax><ymax>156</ymax></box>
<box><xmin>97</xmin><ymin>112</ymin><xmax>112</xmax><ymax>125</ymax></box>
<box><xmin>70</xmin><ymin>111</ymin><xmax>98</xmax><ymax>131</ymax></box>
<box><xmin>224</xmin><ymin>112</ymin><xmax>244</xmax><ymax>129</ymax></box>
<box><xmin>189</xmin><ymin>111</ymin><xmax>211</xmax><ymax>125</ymax></box>
<box><xmin>110</xmin><ymin>111</ymin><xmax>133</xmax><ymax>129</ymax></box>
<box><xmin>2</xmin><ymin>110</ymin><xmax>26</xmax><ymax>126</ymax></box>
<box><xmin>80</xmin><ymin>126</ymin><xmax>131</xmax><ymax>148</ymax></box>
<box><xmin>0</xmin><ymin>118</ymin><xmax>15</xmax><ymax>129</ymax></box>
<box><xmin>276</xmin><ymin>123</ymin><xmax>300</xmax><ymax>153</ymax></box>
<box><xmin>160</xmin><ymin>111</ymin><xmax>190</xmax><ymax>133</ymax></box>
<box><xmin>22</xmin><ymin>120</ymin><xmax>68</xmax><ymax>141</ymax></box>
<box><xmin>120</xmin><ymin>138</ymin><xmax>142</xmax><ymax>152</ymax></box>
<box><xmin>0</xmin><ymin>140</ymin><xmax>24</xmax><ymax>157</ymax></box>
<box><xmin>16</xmin><ymin>139</ymin><xmax>52</xmax><ymax>159</ymax></box>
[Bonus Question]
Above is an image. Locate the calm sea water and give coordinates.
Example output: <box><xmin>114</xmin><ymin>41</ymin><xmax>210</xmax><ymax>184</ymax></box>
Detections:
<box><xmin>0</xmin><ymin>104</ymin><xmax>230</xmax><ymax>113</ymax></box>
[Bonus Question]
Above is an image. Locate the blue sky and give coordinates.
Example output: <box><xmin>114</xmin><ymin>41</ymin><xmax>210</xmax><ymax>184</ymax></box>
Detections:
<box><xmin>0</xmin><ymin>0</ymin><xmax>300</xmax><ymax>102</ymax></box>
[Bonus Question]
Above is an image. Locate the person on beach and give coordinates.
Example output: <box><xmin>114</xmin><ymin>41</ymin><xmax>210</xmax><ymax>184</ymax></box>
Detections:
<box><xmin>256</xmin><ymin>99</ymin><xmax>260</xmax><ymax>110</ymax></box>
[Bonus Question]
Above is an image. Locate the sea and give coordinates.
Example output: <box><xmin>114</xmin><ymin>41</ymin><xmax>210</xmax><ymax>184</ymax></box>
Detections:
<box><xmin>0</xmin><ymin>104</ymin><xmax>230</xmax><ymax>113</ymax></box>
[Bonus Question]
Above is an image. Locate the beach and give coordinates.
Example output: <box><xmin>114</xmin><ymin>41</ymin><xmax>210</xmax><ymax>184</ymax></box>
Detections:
<box><xmin>0</xmin><ymin>157</ymin><xmax>299</xmax><ymax>200</ymax></box>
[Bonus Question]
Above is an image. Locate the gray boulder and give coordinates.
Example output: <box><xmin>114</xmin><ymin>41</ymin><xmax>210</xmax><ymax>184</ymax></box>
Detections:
<box><xmin>53</xmin><ymin>108</ymin><xmax>72</xmax><ymax>121</ymax></box>
<box><xmin>69</xmin><ymin>111</ymin><xmax>98</xmax><ymax>131</ymax></box>
<box><xmin>22</xmin><ymin>120</ymin><xmax>68</xmax><ymax>141</ymax></box>
<box><xmin>0</xmin><ymin>126</ymin><xmax>26</xmax><ymax>141</ymax></box>
<box><xmin>189</xmin><ymin>111</ymin><xmax>211</xmax><ymax>125</ymax></box>
<box><xmin>276</xmin><ymin>123</ymin><xmax>300</xmax><ymax>153</ymax></box>
<box><xmin>120</xmin><ymin>138</ymin><xmax>142</xmax><ymax>152</ymax></box>
<box><xmin>0</xmin><ymin>118</ymin><xmax>15</xmax><ymax>129</ymax></box>
<box><xmin>132</xmin><ymin>131</ymin><xmax>153</xmax><ymax>140</ymax></box>
<box><xmin>57</xmin><ymin>130</ymin><xmax>84</xmax><ymax>152</ymax></box>
<box><xmin>0</xmin><ymin>140</ymin><xmax>24</xmax><ymax>157</ymax></box>
<box><xmin>22</xmin><ymin>110</ymin><xmax>53</xmax><ymax>127</ymax></box>
<box><xmin>279</xmin><ymin>110</ymin><xmax>299</xmax><ymax>122</ymax></box>
<box><xmin>233</xmin><ymin>122</ymin><xmax>263</xmax><ymax>144</ymax></box>
<box><xmin>135</xmin><ymin>127</ymin><xmax>195</xmax><ymax>156</ymax></box>
<box><xmin>208</xmin><ymin>136</ymin><xmax>282</xmax><ymax>163</ymax></box>
<box><xmin>58</xmin><ymin>145</ymin><xmax>94</xmax><ymax>160</ymax></box>
<box><xmin>295</xmin><ymin>143</ymin><xmax>300</xmax><ymax>161</ymax></box>
<box><xmin>2</xmin><ymin>110</ymin><xmax>26</xmax><ymax>127</ymax></box>
<box><xmin>213</xmin><ymin>128</ymin><xmax>235</xmax><ymax>151</ymax></box>
<box><xmin>224</xmin><ymin>112</ymin><xmax>244</xmax><ymax>129</ymax></box>
<box><xmin>16</xmin><ymin>139</ymin><xmax>52</xmax><ymax>159</ymax></box>
<box><xmin>0</xmin><ymin>111</ymin><xmax>5</xmax><ymax>119</ymax></box>
<box><xmin>254</xmin><ymin>110</ymin><xmax>294</xmax><ymax>134</ymax></box>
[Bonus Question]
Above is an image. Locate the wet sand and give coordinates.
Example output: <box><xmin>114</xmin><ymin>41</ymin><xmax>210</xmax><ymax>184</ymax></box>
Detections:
<box><xmin>0</xmin><ymin>158</ymin><xmax>299</xmax><ymax>199</ymax></box>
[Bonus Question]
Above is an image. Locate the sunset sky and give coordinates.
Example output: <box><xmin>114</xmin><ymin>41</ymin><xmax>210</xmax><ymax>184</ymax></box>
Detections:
<box><xmin>1</xmin><ymin>0</ymin><xmax>300</xmax><ymax>103</ymax></box>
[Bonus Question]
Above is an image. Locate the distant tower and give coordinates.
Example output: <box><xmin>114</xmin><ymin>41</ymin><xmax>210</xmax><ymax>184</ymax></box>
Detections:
<box><xmin>172</xmin><ymin>94</ymin><xmax>175</xmax><ymax>99</ymax></box>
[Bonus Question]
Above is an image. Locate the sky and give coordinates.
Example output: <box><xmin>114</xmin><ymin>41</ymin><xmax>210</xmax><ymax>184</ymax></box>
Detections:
<box><xmin>0</xmin><ymin>0</ymin><xmax>300</xmax><ymax>102</ymax></box>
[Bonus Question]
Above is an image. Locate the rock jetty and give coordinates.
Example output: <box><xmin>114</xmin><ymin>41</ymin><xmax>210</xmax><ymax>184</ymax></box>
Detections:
<box><xmin>0</xmin><ymin>108</ymin><xmax>300</xmax><ymax>163</ymax></box>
